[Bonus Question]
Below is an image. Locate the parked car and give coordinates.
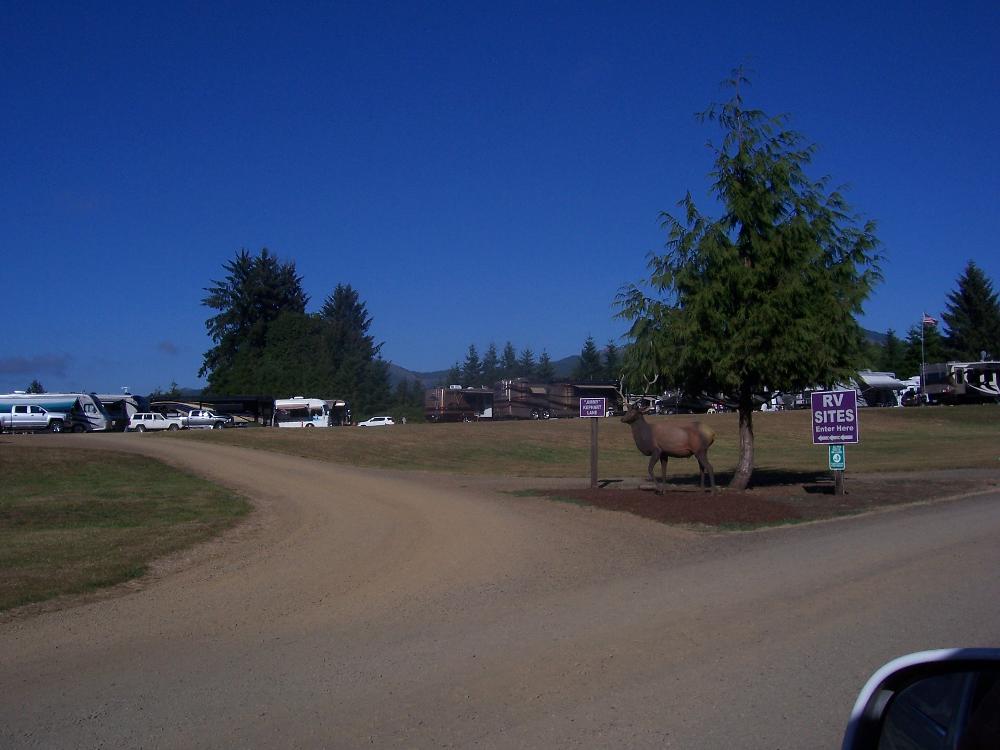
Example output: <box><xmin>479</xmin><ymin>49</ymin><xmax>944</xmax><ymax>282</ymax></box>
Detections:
<box><xmin>181</xmin><ymin>409</ymin><xmax>231</xmax><ymax>429</ymax></box>
<box><xmin>357</xmin><ymin>416</ymin><xmax>395</xmax><ymax>427</ymax></box>
<box><xmin>127</xmin><ymin>413</ymin><xmax>185</xmax><ymax>432</ymax></box>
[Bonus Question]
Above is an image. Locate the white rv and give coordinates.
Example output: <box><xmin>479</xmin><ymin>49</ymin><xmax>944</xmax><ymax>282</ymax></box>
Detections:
<box><xmin>0</xmin><ymin>392</ymin><xmax>112</xmax><ymax>432</ymax></box>
<box><xmin>273</xmin><ymin>397</ymin><xmax>330</xmax><ymax>428</ymax></box>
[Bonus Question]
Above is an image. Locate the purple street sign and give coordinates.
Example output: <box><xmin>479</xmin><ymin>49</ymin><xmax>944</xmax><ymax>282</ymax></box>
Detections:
<box><xmin>811</xmin><ymin>390</ymin><xmax>859</xmax><ymax>445</ymax></box>
<box><xmin>579</xmin><ymin>397</ymin><xmax>606</xmax><ymax>418</ymax></box>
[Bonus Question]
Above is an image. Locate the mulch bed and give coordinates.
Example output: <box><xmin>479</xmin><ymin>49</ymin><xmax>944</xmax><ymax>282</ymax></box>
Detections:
<box><xmin>537</xmin><ymin>473</ymin><xmax>998</xmax><ymax>529</ymax></box>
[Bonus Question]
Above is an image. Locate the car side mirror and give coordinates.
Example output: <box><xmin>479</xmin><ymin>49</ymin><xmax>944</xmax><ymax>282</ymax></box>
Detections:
<box><xmin>842</xmin><ymin>649</ymin><xmax>1000</xmax><ymax>750</ymax></box>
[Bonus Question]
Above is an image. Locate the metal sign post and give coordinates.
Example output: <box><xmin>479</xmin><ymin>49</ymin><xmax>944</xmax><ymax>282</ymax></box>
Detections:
<box><xmin>579</xmin><ymin>397</ymin><xmax>606</xmax><ymax>489</ymax></box>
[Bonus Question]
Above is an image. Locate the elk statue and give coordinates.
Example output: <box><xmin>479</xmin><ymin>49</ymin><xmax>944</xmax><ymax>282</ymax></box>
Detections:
<box><xmin>620</xmin><ymin>401</ymin><xmax>717</xmax><ymax>493</ymax></box>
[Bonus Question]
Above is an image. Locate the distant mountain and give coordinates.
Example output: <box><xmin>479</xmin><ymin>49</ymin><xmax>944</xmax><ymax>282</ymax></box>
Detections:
<box><xmin>863</xmin><ymin>328</ymin><xmax>887</xmax><ymax>346</ymax></box>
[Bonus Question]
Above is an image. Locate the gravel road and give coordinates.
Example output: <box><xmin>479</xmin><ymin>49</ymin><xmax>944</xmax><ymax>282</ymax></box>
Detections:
<box><xmin>3</xmin><ymin>434</ymin><xmax>999</xmax><ymax>748</ymax></box>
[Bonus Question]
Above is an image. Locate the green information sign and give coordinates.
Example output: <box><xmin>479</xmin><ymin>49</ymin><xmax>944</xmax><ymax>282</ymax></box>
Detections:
<box><xmin>828</xmin><ymin>444</ymin><xmax>846</xmax><ymax>471</ymax></box>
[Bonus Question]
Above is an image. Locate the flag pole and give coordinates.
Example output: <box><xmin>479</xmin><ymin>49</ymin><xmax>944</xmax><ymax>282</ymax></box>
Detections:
<box><xmin>920</xmin><ymin>313</ymin><xmax>925</xmax><ymax>399</ymax></box>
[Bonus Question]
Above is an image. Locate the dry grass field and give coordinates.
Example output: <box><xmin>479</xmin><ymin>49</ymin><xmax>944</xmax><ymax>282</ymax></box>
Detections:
<box><xmin>174</xmin><ymin>404</ymin><xmax>1000</xmax><ymax>480</ymax></box>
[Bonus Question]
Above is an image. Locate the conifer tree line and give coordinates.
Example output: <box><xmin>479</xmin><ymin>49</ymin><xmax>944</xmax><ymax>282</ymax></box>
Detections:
<box><xmin>866</xmin><ymin>261</ymin><xmax>1000</xmax><ymax>378</ymax></box>
<box><xmin>200</xmin><ymin>248</ymin><xmax>397</xmax><ymax>419</ymax></box>
<box><xmin>444</xmin><ymin>335</ymin><xmax>624</xmax><ymax>388</ymax></box>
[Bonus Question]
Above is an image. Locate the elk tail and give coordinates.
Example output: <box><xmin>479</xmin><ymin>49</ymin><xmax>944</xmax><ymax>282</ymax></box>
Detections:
<box><xmin>696</xmin><ymin>422</ymin><xmax>716</xmax><ymax>448</ymax></box>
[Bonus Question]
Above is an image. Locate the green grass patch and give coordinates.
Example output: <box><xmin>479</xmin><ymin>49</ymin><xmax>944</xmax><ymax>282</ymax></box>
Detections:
<box><xmin>0</xmin><ymin>445</ymin><xmax>250</xmax><ymax>612</ymax></box>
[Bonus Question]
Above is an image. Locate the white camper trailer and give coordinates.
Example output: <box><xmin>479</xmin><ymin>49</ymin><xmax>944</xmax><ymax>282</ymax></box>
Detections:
<box><xmin>273</xmin><ymin>397</ymin><xmax>330</xmax><ymax>428</ymax></box>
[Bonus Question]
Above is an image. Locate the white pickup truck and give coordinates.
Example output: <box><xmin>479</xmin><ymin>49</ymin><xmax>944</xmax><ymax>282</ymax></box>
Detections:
<box><xmin>127</xmin><ymin>413</ymin><xmax>186</xmax><ymax>432</ymax></box>
<box><xmin>181</xmin><ymin>410</ymin><xmax>230</xmax><ymax>429</ymax></box>
<box><xmin>0</xmin><ymin>404</ymin><xmax>70</xmax><ymax>433</ymax></box>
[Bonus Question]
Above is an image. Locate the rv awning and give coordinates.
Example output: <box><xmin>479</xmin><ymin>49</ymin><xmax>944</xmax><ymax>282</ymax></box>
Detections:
<box><xmin>857</xmin><ymin>372</ymin><xmax>907</xmax><ymax>390</ymax></box>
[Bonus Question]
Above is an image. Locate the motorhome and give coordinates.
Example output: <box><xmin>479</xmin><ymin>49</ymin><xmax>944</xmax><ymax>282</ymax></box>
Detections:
<box><xmin>424</xmin><ymin>386</ymin><xmax>493</xmax><ymax>422</ymax></box>
<box><xmin>273</xmin><ymin>397</ymin><xmax>331</xmax><ymax>428</ymax></box>
<box><xmin>0</xmin><ymin>392</ymin><xmax>111</xmax><ymax>432</ymax></box>
<box><xmin>922</xmin><ymin>361</ymin><xmax>1000</xmax><ymax>404</ymax></box>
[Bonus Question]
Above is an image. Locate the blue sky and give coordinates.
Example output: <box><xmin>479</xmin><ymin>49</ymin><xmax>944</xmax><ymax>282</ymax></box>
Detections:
<box><xmin>2</xmin><ymin>1</ymin><xmax>997</xmax><ymax>394</ymax></box>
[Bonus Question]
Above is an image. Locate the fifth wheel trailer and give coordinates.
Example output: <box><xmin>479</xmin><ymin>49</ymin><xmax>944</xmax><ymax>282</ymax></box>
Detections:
<box><xmin>492</xmin><ymin>379</ymin><xmax>622</xmax><ymax>420</ymax></box>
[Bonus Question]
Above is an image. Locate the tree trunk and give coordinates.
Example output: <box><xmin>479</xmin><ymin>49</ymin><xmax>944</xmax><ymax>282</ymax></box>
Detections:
<box><xmin>729</xmin><ymin>392</ymin><xmax>755</xmax><ymax>490</ymax></box>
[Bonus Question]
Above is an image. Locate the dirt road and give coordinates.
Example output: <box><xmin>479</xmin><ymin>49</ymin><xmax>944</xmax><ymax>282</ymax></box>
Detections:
<box><xmin>3</xmin><ymin>435</ymin><xmax>999</xmax><ymax>748</ymax></box>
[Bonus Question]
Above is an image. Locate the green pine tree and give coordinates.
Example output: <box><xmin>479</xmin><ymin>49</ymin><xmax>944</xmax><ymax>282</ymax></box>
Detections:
<box><xmin>879</xmin><ymin>329</ymin><xmax>906</xmax><ymax>376</ymax></box>
<box><xmin>536</xmin><ymin>350</ymin><xmax>556</xmax><ymax>382</ymax></box>
<box><xmin>941</xmin><ymin>261</ymin><xmax>1000</xmax><ymax>360</ymax></box>
<box><xmin>617</xmin><ymin>69</ymin><xmax>881</xmax><ymax>489</ymax></box>
<box><xmin>573</xmin><ymin>336</ymin><xmax>603</xmax><ymax>381</ymax></box>
<box><xmin>500</xmin><ymin>342</ymin><xmax>518</xmax><ymax>380</ymax></box>
<box><xmin>517</xmin><ymin>348</ymin><xmax>536</xmax><ymax>378</ymax></box>
<box><xmin>462</xmin><ymin>344</ymin><xmax>482</xmax><ymax>386</ymax></box>
<box><xmin>603</xmin><ymin>340</ymin><xmax>621</xmax><ymax>381</ymax></box>
<box><xmin>481</xmin><ymin>342</ymin><xmax>500</xmax><ymax>386</ymax></box>
<box><xmin>201</xmin><ymin>248</ymin><xmax>308</xmax><ymax>391</ymax></box>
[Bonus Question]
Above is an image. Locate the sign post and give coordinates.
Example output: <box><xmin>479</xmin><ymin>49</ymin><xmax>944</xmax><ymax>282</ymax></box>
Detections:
<box><xmin>811</xmin><ymin>390</ymin><xmax>858</xmax><ymax>496</ymax></box>
<box><xmin>579</xmin><ymin>397</ymin><xmax>606</xmax><ymax>489</ymax></box>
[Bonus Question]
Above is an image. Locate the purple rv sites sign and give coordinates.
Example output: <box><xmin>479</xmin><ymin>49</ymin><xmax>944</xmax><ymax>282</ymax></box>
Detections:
<box><xmin>811</xmin><ymin>390</ymin><xmax>859</xmax><ymax>445</ymax></box>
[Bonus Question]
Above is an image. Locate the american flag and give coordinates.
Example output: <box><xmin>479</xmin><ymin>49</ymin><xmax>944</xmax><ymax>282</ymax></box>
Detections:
<box><xmin>922</xmin><ymin>313</ymin><xmax>937</xmax><ymax>326</ymax></box>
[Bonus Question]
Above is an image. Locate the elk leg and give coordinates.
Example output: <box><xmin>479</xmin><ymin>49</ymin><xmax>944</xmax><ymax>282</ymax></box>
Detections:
<box><xmin>647</xmin><ymin>454</ymin><xmax>659</xmax><ymax>484</ymax></box>
<box><xmin>659</xmin><ymin>455</ymin><xmax>669</xmax><ymax>493</ymax></box>
<box><xmin>696</xmin><ymin>450</ymin><xmax>716</xmax><ymax>492</ymax></box>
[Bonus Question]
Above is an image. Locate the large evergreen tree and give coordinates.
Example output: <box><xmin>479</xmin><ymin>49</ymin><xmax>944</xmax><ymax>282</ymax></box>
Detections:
<box><xmin>319</xmin><ymin>284</ymin><xmax>389</xmax><ymax>417</ymax></box>
<box><xmin>536</xmin><ymin>350</ymin><xmax>555</xmax><ymax>382</ymax></box>
<box><xmin>617</xmin><ymin>71</ymin><xmax>881</xmax><ymax>490</ymax></box>
<box><xmin>500</xmin><ymin>341</ymin><xmax>518</xmax><ymax>380</ymax></box>
<box><xmin>462</xmin><ymin>344</ymin><xmax>482</xmax><ymax>386</ymax></box>
<box><xmin>879</xmin><ymin>329</ymin><xmax>906</xmax><ymax>376</ymax></box>
<box><xmin>573</xmin><ymin>335</ymin><xmax>603</xmax><ymax>381</ymax></box>
<box><xmin>25</xmin><ymin>379</ymin><xmax>45</xmax><ymax>394</ymax></box>
<box><xmin>518</xmin><ymin>348</ymin><xmax>536</xmax><ymax>378</ymax></box>
<box><xmin>481</xmin><ymin>342</ymin><xmax>500</xmax><ymax>386</ymax></box>
<box><xmin>941</xmin><ymin>261</ymin><xmax>1000</xmax><ymax>360</ymax></box>
<box><xmin>201</xmin><ymin>248</ymin><xmax>308</xmax><ymax>390</ymax></box>
<box><xmin>603</xmin><ymin>340</ymin><xmax>621</xmax><ymax>381</ymax></box>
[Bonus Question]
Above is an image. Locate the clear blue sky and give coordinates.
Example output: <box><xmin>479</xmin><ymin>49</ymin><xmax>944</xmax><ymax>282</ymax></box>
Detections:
<box><xmin>3</xmin><ymin>1</ymin><xmax>997</xmax><ymax>394</ymax></box>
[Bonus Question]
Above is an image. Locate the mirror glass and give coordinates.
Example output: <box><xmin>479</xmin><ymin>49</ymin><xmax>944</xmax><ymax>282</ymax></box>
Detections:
<box><xmin>878</xmin><ymin>669</ymin><xmax>1000</xmax><ymax>750</ymax></box>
